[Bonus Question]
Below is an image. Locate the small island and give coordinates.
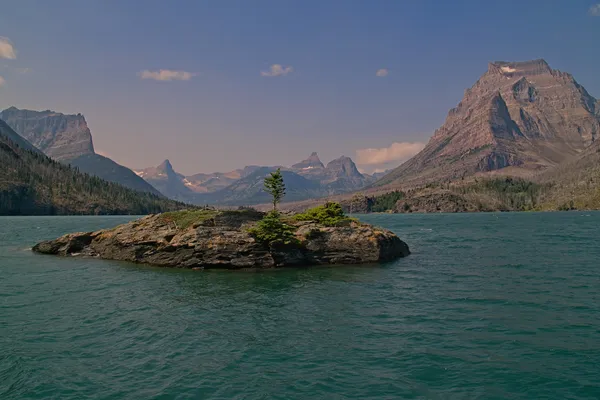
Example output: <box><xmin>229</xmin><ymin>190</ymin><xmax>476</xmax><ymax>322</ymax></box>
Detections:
<box><xmin>32</xmin><ymin>203</ymin><xmax>409</xmax><ymax>269</ymax></box>
<box><xmin>33</xmin><ymin>169</ymin><xmax>410</xmax><ymax>269</ymax></box>
<box><xmin>32</xmin><ymin>202</ymin><xmax>410</xmax><ymax>269</ymax></box>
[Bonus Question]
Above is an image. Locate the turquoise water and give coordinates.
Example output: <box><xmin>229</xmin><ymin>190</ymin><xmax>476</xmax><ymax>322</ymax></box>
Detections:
<box><xmin>1</xmin><ymin>213</ymin><xmax>600</xmax><ymax>399</ymax></box>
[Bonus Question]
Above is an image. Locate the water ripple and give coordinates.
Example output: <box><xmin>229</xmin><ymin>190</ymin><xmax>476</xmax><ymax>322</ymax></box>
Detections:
<box><xmin>1</xmin><ymin>213</ymin><xmax>600</xmax><ymax>399</ymax></box>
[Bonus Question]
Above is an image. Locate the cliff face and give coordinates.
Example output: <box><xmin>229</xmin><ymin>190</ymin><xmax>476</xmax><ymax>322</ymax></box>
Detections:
<box><xmin>0</xmin><ymin>107</ymin><xmax>95</xmax><ymax>161</ymax></box>
<box><xmin>0</xmin><ymin>127</ymin><xmax>186</xmax><ymax>215</ymax></box>
<box><xmin>1</xmin><ymin>107</ymin><xmax>161</xmax><ymax>195</ymax></box>
<box><xmin>377</xmin><ymin>59</ymin><xmax>600</xmax><ymax>187</ymax></box>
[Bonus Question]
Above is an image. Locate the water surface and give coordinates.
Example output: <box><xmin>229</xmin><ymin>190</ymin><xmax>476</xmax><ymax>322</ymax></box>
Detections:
<box><xmin>1</xmin><ymin>213</ymin><xmax>599</xmax><ymax>399</ymax></box>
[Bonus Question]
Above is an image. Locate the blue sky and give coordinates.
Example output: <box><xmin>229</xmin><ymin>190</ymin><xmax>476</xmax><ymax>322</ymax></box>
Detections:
<box><xmin>1</xmin><ymin>0</ymin><xmax>599</xmax><ymax>174</ymax></box>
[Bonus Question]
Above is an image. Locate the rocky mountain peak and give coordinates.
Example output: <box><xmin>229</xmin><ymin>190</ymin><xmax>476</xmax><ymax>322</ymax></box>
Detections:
<box><xmin>292</xmin><ymin>152</ymin><xmax>325</xmax><ymax>170</ymax></box>
<box><xmin>376</xmin><ymin>59</ymin><xmax>600</xmax><ymax>188</ymax></box>
<box><xmin>325</xmin><ymin>156</ymin><xmax>362</xmax><ymax>178</ymax></box>
<box><xmin>0</xmin><ymin>107</ymin><xmax>94</xmax><ymax>161</ymax></box>
<box><xmin>158</xmin><ymin>159</ymin><xmax>174</xmax><ymax>174</ymax></box>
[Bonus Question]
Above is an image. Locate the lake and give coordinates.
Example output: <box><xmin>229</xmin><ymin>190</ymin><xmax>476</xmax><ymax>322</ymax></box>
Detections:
<box><xmin>1</xmin><ymin>213</ymin><xmax>599</xmax><ymax>399</ymax></box>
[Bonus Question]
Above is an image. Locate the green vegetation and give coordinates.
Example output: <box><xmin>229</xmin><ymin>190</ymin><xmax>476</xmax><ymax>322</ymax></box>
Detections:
<box><xmin>456</xmin><ymin>177</ymin><xmax>549</xmax><ymax>211</ymax></box>
<box><xmin>263</xmin><ymin>168</ymin><xmax>286</xmax><ymax>210</ymax></box>
<box><xmin>0</xmin><ymin>134</ymin><xmax>189</xmax><ymax>215</ymax></box>
<box><xmin>159</xmin><ymin>209</ymin><xmax>217</xmax><ymax>229</ymax></box>
<box><xmin>294</xmin><ymin>202</ymin><xmax>355</xmax><ymax>226</ymax></box>
<box><xmin>363</xmin><ymin>177</ymin><xmax>552</xmax><ymax>213</ymax></box>
<box><xmin>247</xmin><ymin>211</ymin><xmax>298</xmax><ymax>246</ymax></box>
<box><xmin>370</xmin><ymin>190</ymin><xmax>405</xmax><ymax>212</ymax></box>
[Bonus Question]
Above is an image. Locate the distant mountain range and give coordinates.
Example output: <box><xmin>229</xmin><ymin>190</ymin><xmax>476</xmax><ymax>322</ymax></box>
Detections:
<box><xmin>0</xmin><ymin>119</ymin><xmax>187</xmax><ymax>215</ymax></box>
<box><xmin>135</xmin><ymin>152</ymin><xmax>376</xmax><ymax>205</ymax></box>
<box><xmin>0</xmin><ymin>107</ymin><xmax>161</xmax><ymax>196</ymax></box>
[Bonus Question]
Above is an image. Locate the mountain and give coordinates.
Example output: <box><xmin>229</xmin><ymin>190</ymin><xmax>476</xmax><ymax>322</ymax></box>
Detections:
<box><xmin>184</xmin><ymin>166</ymin><xmax>261</xmax><ymax>193</ymax></box>
<box><xmin>321</xmin><ymin>156</ymin><xmax>370</xmax><ymax>187</ymax></box>
<box><xmin>0</xmin><ymin>121</ymin><xmax>188</xmax><ymax>215</ymax></box>
<box><xmin>376</xmin><ymin>59</ymin><xmax>600</xmax><ymax>188</ymax></box>
<box><xmin>370</xmin><ymin>170</ymin><xmax>392</xmax><ymax>180</ymax></box>
<box><xmin>0</xmin><ymin>107</ymin><xmax>161</xmax><ymax>196</ymax></box>
<box><xmin>135</xmin><ymin>153</ymin><xmax>372</xmax><ymax>206</ymax></box>
<box><xmin>536</xmin><ymin>139</ymin><xmax>600</xmax><ymax>209</ymax></box>
<box><xmin>134</xmin><ymin>161</ymin><xmax>262</xmax><ymax>201</ymax></box>
<box><xmin>290</xmin><ymin>152</ymin><xmax>326</xmax><ymax>178</ymax></box>
<box><xmin>0</xmin><ymin>107</ymin><xmax>94</xmax><ymax>160</ymax></box>
<box><xmin>291</xmin><ymin>153</ymin><xmax>373</xmax><ymax>190</ymax></box>
<box><xmin>134</xmin><ymin>160</ymin><xmax>195</xmax><ymax>201</ymax></box>
<box><xmin>206</xmin><ymin>166</ymin><xmax>322</xmax><ymax>205</ymax></box>
<box><xmin>0</xmin><ymin>119</ymin><xmax>40</xmax><ymax>153</ymax></box>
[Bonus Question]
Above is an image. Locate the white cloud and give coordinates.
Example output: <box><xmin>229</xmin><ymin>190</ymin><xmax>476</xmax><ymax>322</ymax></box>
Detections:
<box><xmin>356</xmin><ymin>142</ymin><xmax>425</xmax><ymax>166</ymax></box>
<box><xmin>0</xmin><ymin>76</ymin><xmax>5</xmax><ymax>86</ymax></box>
<box><xmin>0</xmin><ymin>37</ymin><xmax>16</xmax><ymax>59</ymax></box>
<box><xmin>376</xmin><ymin>68</ymin><xmax>389</xmax><ymax>77</ymax></box>
<box><xmin>16</xmin><ymin>67</ymin><xmax>32</xmax><ymax>74</ymax></box>
<box><xmin>261</xmin><ymin>64</ymin><xmax>293</xmax><ymax>77</ymax></box>
<box><xmin>590</xmin><ymin>4</ymin><xmax>600</xmax><ymax>16</ymax></box>
<box><xmin>138</xmin><ymin>69</ymin><xmax>196</xmax><ymax>81</ymax></box>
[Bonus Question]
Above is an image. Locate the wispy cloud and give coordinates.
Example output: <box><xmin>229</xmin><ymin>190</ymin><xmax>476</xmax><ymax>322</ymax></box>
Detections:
<box><xmin>376</xmin><ymin>68</ymin><xmax>389</xmax><ymax>77</ymax></box>
<box><xmin>0</xmin><ymin>37</ymin><xmax>16</xmax><ymax>59</ymax></box>
<box><xmin>356</xmin><ymin>142</ymin><xmax>425</xmax><ymax>169</ymax></box>
<box><xmin>261</xmin><ymin>64</ymin><xmax>293</xmax><ymax>77</ymax></box>
<box><xmin>0</xmin><ymin>76</ymin><xmax>5</xmax><ymax>86</ymax></box>
<box><xmin>590</xmin><ymin>4</ymin><xmax>600</xmax><ymax>16</ymax></box>
<box><xmin>16</xmin><ymin>67</ymin><xmax>32</xmax><ymax>74</ymax></box>
<box><xmin>138</xmin><ymin>69</ymin><xmax>196</xmax><ymax>81</ymax></box>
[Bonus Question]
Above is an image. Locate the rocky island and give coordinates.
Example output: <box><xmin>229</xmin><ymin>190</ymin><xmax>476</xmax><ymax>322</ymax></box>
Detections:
<box><xmin>32</xmin><ymin>203</ymin><xmax>410</xmax><ymax>269</ymax></box>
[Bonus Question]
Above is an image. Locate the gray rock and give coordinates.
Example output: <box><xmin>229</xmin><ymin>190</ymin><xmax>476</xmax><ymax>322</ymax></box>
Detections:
<box><xmin>32</xmin><ymin>211</ymin><xmax>410</xmax><ymax>269</ymax></box>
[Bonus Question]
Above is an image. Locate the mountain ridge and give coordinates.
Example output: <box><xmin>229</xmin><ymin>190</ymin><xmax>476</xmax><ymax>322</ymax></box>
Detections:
<box><xmin>1</xmin><ymin>107</ymin><xmax>162</xmax><ymax>196</ymax></box>
<box><xmin>136</xmin><ymin>153</ymin><xmax>374</xmax><ymax>205</ymax></box>
<box><xmin>0</xmin><ymin>120</ymin><xmax>187</xmax><ymax>215</ymax></box>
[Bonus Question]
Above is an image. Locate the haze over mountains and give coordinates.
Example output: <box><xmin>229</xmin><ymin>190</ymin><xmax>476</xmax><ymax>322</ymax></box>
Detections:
<box><xmin>135</xmin><ymin>152</ymin><xmax>376</xmax><ymax>205</ymax></box>
<box><xmin>0</xmin><ymin>107</ymin><xmax>162</xmax><ymax>196</ymax></box>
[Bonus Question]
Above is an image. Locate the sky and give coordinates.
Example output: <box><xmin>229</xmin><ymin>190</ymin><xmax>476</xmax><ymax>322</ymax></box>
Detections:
<box><xmin>1</xmin><ymin>0</ymin><xmax>599</xmax><ymax>175</ymax></box>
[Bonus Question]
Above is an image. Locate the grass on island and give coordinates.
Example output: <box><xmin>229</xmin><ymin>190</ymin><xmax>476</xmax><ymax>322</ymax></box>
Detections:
<box><xmin>247</xmin><ymin>202</ymin><xmax>356</xmax><ymax>247</ymax></box>
<box><xmin>293</xmin><ymin>202</ymin><xmax>356</xmax><ymax>226</ymax></box>
<box><xmin>159</xmin><ymin>209</ymin><xmax>218</xmax><ymax>229</ymax></box>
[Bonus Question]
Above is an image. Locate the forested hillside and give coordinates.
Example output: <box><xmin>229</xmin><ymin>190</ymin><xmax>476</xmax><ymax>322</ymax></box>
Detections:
<box><xmin>0</xmin><ymin>125</ymin><xmax>190</xmax><ymax>215</ymax></box>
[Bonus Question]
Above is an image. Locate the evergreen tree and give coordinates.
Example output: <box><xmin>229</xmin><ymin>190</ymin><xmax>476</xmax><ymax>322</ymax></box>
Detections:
<box><xmin>263</xmin><ymin>168</ymin><xmax>286</xmax><ymax>210</ymax></box>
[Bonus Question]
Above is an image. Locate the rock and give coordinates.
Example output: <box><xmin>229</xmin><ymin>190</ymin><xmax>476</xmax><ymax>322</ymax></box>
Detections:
<box><xmin>32</xmin><ymin>210</ymin><xmax>410</xmax><ymax>269</ymax></box>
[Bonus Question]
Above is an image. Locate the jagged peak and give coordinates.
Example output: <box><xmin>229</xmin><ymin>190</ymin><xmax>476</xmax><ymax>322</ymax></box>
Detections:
<box><xmin>158</xmin><ymin>159</ymin><xmax>174</xmax><ymax>172</ymax></box>
<box><xmin>487</xmin><ymin>59</ymin><xmax>552</xmax><ymax>77</ymax></box>
<box><xmin>292</xmin><ymin>151</ymin><xmax>325</xmax><ymax>169</ymax></box>
<box><xmin>306</xmin><ymin>152</ymin><xmax>321</xmax><ymax>162</ymax></box>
